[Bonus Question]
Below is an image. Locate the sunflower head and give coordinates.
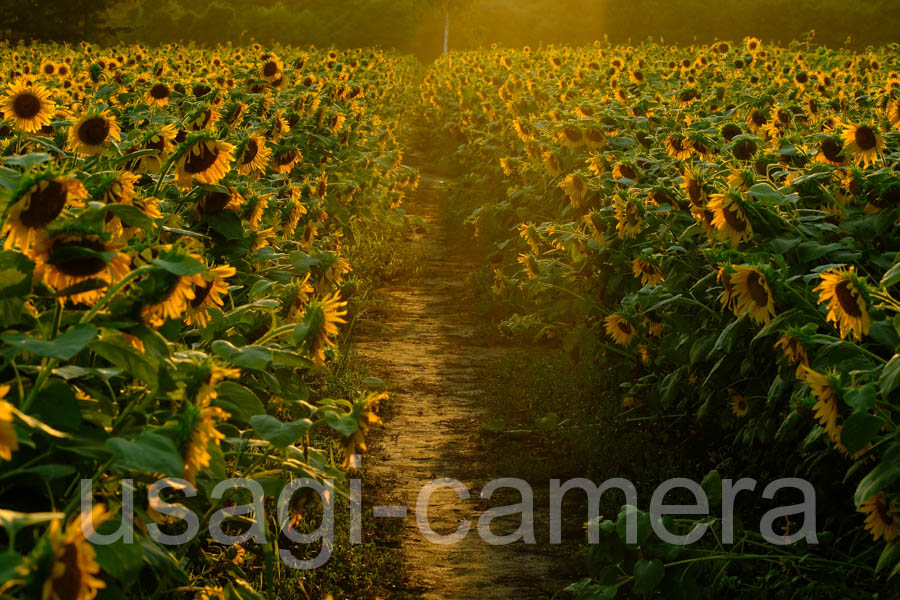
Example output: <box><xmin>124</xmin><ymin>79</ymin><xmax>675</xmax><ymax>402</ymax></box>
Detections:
<box><xmin>1</xmin><ymin>82</ymin><xmax>56</xmax><ymax>133</ymax></box>
<box><xmin>69</xmin><ymin>110</ymin><xmax>121</xmax><ymax>156</ymax></box>
<box><xmin>813</xmin><ymin>266</ymin><xmax>871</xmax><ymax>341</ymax></box>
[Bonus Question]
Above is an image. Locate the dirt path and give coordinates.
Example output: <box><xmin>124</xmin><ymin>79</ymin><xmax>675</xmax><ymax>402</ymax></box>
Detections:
<box><xmin>353</xmin><ymin>174</ymin><xmax>574</xmax><ymax>599</ymax></box>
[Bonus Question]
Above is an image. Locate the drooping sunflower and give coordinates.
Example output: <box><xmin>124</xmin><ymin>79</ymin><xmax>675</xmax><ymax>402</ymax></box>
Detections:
<box><xmin>42</xmin><ymin>505</ymin><xmax>109</xmax><ymax>600</ymax></box>
<box><xmin>664</xmin><ymin>134</ymin><xmax>692</xmax><ymax>160</ymax></box>
<box><xmin>303</xmin><ymin>292</ymin><xmax>348</xmax><ymax>365</ymax></box>
<box><xmin>815</xmin><ymin>136</ymin><xmax>848</xmax><ymax>167</ymax></box>
<box><xmin>631</xmin><ymin>257</ymin><xmax>664</xmax><ymax>286</ymax></box>
<box><xmin>679</xmin><ymin>166</ymin><xmax>707</xmax><ymax>209</ymax></box>
<box><xmin>194</xmin><ymin>187</ymin><xmax>243</xmax><ymax>221</ymax></box>
<box><xmin>612</xmin><ymin>162</ymin><xmax>639</xmax><ymax>183</ymax></box>
<box><xmin>614</xmin><ymin>195</ymin><xmax>642</xmax><ymax>239</ymax></box>
<box><xmin>29</xmin><ymin>234</ymin><xmax>131</xmax><ymax>305</ymax></box>
<box><xmin>731</xmin><ymin>265</ymin><xmax>776</xmax><ymax>325</ymax></box>
<box><xmin>2</xmin><ymin>175</ymin><xmax>88</xmax><ymax>251</ymax></box>
<box><xmin>181</xmin><ymin>389</ymin><xmax>230</xmax><ymax>484</ymax></box>
<box><xmin>604</xmin><ymin>313</ymin><xmax>635</xmax><ymax>346</ymax></box>
<box><xmin>0</xmin><ymin>385</ymin><xmax>18</xmax><ymax>461</ymax></box>
<box><xmin>185</xmin><ymin>265</ymin><xmax>236</xmax><ymax>328</ymax></box>
<box><xmin>341</xmin><ymin>392</ymin><xmax>386</xmax><ymax>467</ymax></box>
<box><xmin>272</xmin><ymin>147</ymin><xmax>302</xmax><ymax>174</ymax></box>
<box><xmin>558</xmin><ymin>126</ymin><xmax>584</xmax><ymax>148</ymax></box>
<box><xmin>774</xmin><ymin>330</ymin><xmax>810</xmax><ymax>377</ymax></box>
<box><xmin>1</xmin><ymin>82</ymin><xmax>56</xmax><ymax>132</ymax></box>
<box><xmin>814</xmin><ymin>267</ymin><xmax>870</xmax><ymax>341</ymax></box>
<box><xmin>246</xmin><ymin>193</ymin><xmax>270</xmax><ymax>230</ymax></box>
<box><xmin>709</xmin><ymin>191</ymin><xmax>753</xmax><ymax>247</ymax></box>
<box><xmin>68</xmin><ymin>110</ymin><xmax>121</xmax><ymax>155</ymax></box>
<box><xmin>236</xmin><ymin>135</ymin><xmax>271</xmax><ymax>175</ymax></box>
<box><xmin>859</xmin><ymin>493</ymin><xmax>900</xmax><ymax>543</ymax></box>
<box><xmin>174</xmin><ymin>138</ymin><xmax>234</xmax><ymax>189</ymax></box>
<box><xmin>140</xmin><ymin>254</ymin><xmax>206</xmax><ymax>327</ymax></box>
<box><xmin>887</xmin><ymin>99</ymin><xmax>900</xmax><ymax>132</ymax></box>
<box><xmin>840</xmin><ymin>122</ymin><xmax>883</xmax><ymax>167</ymax></box>
<box><xmin>799</xmin><ymin>365</ymin><xmax>841</xmax><ymax>441</ymax></box>
<box><xmin>560</xmin><ymin>173</ymin><xmax>587</xmax><ymax>208</ymax></box>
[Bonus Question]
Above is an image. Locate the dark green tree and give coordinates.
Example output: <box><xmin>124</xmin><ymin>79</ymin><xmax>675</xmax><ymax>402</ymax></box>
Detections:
<box><xmin>0</xmin><ymin>0</ymin><xmax>119</xmax><ymax>43</ymax></box>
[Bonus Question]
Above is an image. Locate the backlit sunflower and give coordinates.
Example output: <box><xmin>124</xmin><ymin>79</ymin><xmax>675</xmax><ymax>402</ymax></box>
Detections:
<box><xmin>260</xmin><ymin>56</ymin><xmax>283</xmax><ymax>82</ymax></box>
<box><xmin>604</xmin><ymin>313</ymin><xmax>635</xmax><ymax>346</ymax></box>
<box><xmin>859</xmin><ymin>493</ymin><xmax>900</xmax><ymax>543</ymax></box>
<box><xmin>237</xmin><ymin>136</ymin><xmax>271</xmax><ymax>175</ymax></box>
<box><xmin>709</xmin><ymin>191</ymin><xmax>753</xmax><ymax>247</ymax></box>
<box><xmin>145</xmin><ymin>82</ymin><xmax>171</xmax><ymax>107</ymax></box>
<box><xmin>29</xmin><ymin>234</ymin><xmax>131</xmax><ymax>305</ymax></box>
<box><xmin>612</xmin><ymin>162</ymin><xmax>639</xmax><ymax>183</ymax></box>
<box><xmin>2</xmin><ymin>175</ymin><xmax>88</xmax><ymax>251</ymax></box>
<box><xmin>560</xmin><ymin>173</ymin><xmax>587</xmax><ymax>208</ymax></box>
<box><xmin>141</xmin><ymin>255</ymin><xmax>206</xmax><ymax>327</ymax></box>
<box><xmin>887</xmin><ymin>99</ymin><xmax>900</xmax><ymax>132</ymax></box>
<box><xmin>814</xmin><ymin>267</ymin><xmax>870</xmax><ymax>341</ymax></box>
<box><xmin>303</xmin><ymin>292</ymin><xmax>348</xmax><ymax>365</ymax></box>
<box><xmin>840</xmin><ymin>122</ymin><xmax>883</xmax><ymax>167</ymax></box>
<box><xmin>341</xmin><ymin>392</ymin><xmax>386</xmax><ymax>467</ymax></box>
<box><xmin>731</xmin><ymin>265</ymin><xmax>776</xmax><ymax>325</ymax></box>
<box><xmin>174</xmin><ymin>138</ymin><xmax>234</xmax><ymax>189</ymax></box>
<box><xmin>186</xmin><ymin>265</ymin><xmax>236</xmax><ymax>328</ymax></box>
<box><xmin>799</xmin><ymin>365</ymin><xmax>841</xmax><ymax>441</ymax></box>
<box><xmin>665</xmin><ymin>134</ymin><xmax>692</xmax><ymax>160</ymax></box>
<box><xmin>0</xmin><ymin>385</ymin><xmax>18</xmax><ymax>461</ymax></box>
<box><xmin>137</xmin><ymin>124</ymin><xmax>177</xmax><ymax>172</ymax></box>
<box><xmin>679</xmin><ymin>166</ymin><xmax>707</xmax><ymax>209</ymax></box>
<box><xmin>614</xmin><ymin>195</ymin><xmax>642</xmax><ymax>239</ymax></box>
<box><xmin>272</xmin><ymin>147</ymin><xmax>302</xmax><ymax>174</ymax></box>
<box><xmin>1</xmin><ymin>82</ymin><xmax>55</xmax><ymax>132</ymax></box>
<box><xmin>42</xmin><ymin>505</ymin><xmax>109</xmax><ymax>600</ymax></box>
<box><xmin>631</xmin><ymin>257</ymin><xmax>664</xmax><ymax>286</ymax></box>
<box><xmin>68</xmin><ymin>111</ymin><xmax>121</xmax><ymax>155</ymax></box>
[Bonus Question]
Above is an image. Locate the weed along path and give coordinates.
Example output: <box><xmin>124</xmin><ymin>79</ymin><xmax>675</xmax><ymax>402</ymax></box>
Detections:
<box><xmin>353</xmin><ymin>172</ymin><xmax>575</xmax><ymax>599</ymax></box>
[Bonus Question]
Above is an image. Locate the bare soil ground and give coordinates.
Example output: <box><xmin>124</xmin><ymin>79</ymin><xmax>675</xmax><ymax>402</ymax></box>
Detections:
<box><xmin>353</xmin><ymin>174</ymin><xmax>579</xmax><ymax>599</ymax></box>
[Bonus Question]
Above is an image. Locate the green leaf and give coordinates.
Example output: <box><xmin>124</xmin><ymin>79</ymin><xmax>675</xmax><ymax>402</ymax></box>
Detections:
<box><xmin>880</xmin><ymin>354</ymin><xmax>900</xmax><ymax>399</ymax></box>
<box><xmin>617</xmin><ymin>505</ymin><xmax>652</xmax><ymax>545</ymax></box>
<box><xmin>152</xmin><ymin>255</ymin><xmax>205</xmax><ymax>276</ymax></box>
<box><xmin>32</xmin><ymin>380</ymin><xmax>82</xmax><ymax>431</ymax></box>
<box><xmin>2</xmin><ymin>324</ymin><xmax>98</xmax><ymax>360</ymax></box>
<box><xmin>534</xmin><ymin>412</ymin><xmax>559</xmax><ymax>430</ymax></box>
<box><xmin>480</xmin><ymin>418</ymin><xmax>507</xmax><ymax>434</ymax></box>
<box><xmin>249</xmin><ymin>414</ymin><xmax>312</xmax><ymax>449</ymax></box>
<box><xmin>0</xmin><ymin>551</ymin><xmax>25</xmax><ymax>587</ymax></box>
<box><xmin>323</xmin><ymin>411</ymin><xmax>360</xmax><ymax>437</ymax></box>
<box><xmin>91</xmin><ymin>518</ymin><xmax>144</xmax><ymax>584</ymax></box>
<box><xmin>0</xmin><ymin>250</ymin><xmax>34</xmax><ymax>299</ymax></box>
<box><xmin>211</xmin><ymin>341</ymin><xmax>271</xmax><ymax>371</ymax></box>
<box><xmin>701</xmin><ymin>470</ymin><xmax>723</xmax><ymax>508</ymax></box>
<box><xmin>215</xmin><ymin>382</ymin><xmax>265</xmax><ymax>423</ymax></box>
<box><xmin>844</xmin><ymin>384</ymin><xmax>877</xmax><ymax>411</ymax></box>
<box><xmin>3</xmin><ymin>153</ymin><xmax>52</xmax><ymax>170</ymax></box>
<box><xmin>748</xmin><ymin>183</ymin><xmax>782</xmax><ymax>203</ymax></box>
<box><xmin>876</xmin><ymin>539</ymin><xmax>900</xmax><ymax>575</ymax></box>
<box><xmin>854</xmin><ymin>444</ymin><xmax>900</xmax><ymax>506</ymax></box>
<box><xmin>91</xmin><ymin>339</ymin><xmax>159</xmax><ymax>390</ymax></box>
<box><xmin>107</xmin><ymin>203</ymin><xmax>155</xmax><ymax>231</ymax></box>
<box><xmin>363</xmin><ymin>377</ymin><xmax>385</xmax><ymax>387</ymax></box>
<box><xmin>881</xmin><ymin>262</ymin><xmax>900</xmax><ymax>288</ymax></box>
<box><xmin>840</xmin><ymin>411</ymin><xmax>883</xmax><ymax>456</ymax></box>
<box><xmin>633</xmin><ymin>559</ymin><xmax>665</xmax><ymax>593</ymax></box>
<box><xmin>205</xmin><ymin>211</ymin><xmax>245</xmax><ymax>240</ymax></box>
<box><xmin>107</xmin><ymin>431</ymin><xmax>184</xmax><ymax>477</ymax></box>
<box><xmin>288</xmin><ymin>251</ymin><xmax>322</xmax><ymax>274</ymax></box>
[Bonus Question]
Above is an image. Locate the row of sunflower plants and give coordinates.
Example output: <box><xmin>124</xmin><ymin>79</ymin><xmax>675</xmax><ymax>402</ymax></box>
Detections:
<box><xmin>0</xmin><ymin>41</ymin><xmax>418</xmax><ymax>599</ymax></box>
<box><xmin>418</xmin><ymin>38</ymin><xmax>900</xmax><ymax>596</ymax></box>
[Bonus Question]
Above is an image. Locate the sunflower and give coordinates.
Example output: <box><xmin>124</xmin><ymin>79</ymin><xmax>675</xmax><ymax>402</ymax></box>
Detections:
<box><xmin>174</xmin><ymin>139</ymin><xmax>234</xmax><ymax>189</ymax></box>
<box><xmin>68</xmin><ymin>111</ymin><xmax>121</xmax><ymax>155</ymax></box>
<box><xmin>145</xmin><ymin>82</ymin><xmax>171</xmax><ymax>107</ymax></box>
<box><xmin>731</xmin><ymin>265</ymin><xmax>776</xmax><ymax>325</ymax></box>
<box><xmin>260</xmin><ymin>56</ymin><xmax>283</xmax><ymax>82</ymax></box>
<box><xmin>186</xmin><ymin>265</ymin><xmax>236</xmax><ymax>328</ymax></box>
<box><xmin>141</xmin><ymin>256</ymin><xmax>206</xmax><ymax>327</ymax></box>
<box><xmin>612</xmin><ymin>162</ymin><xmax>639</xmax><ymax>183</ymax></box>
<box><xmin>303</xmin><ymin>292</ymin><xmax>348</xmax><ymax>365</ymax></box>
<box><xmin>1</xmin><ymin>82</ymin><xmax>55</xmax><ymax>132</ymax></box>
<box><xmin>194</xmin><ymin>187</ymin><xmax>243</xmax><ymax>221</ymax></box>
<box><xmin>665</xmin><ymin>134</ymin><xmax>692</xmax><ymax>160</ymax></box>
<box><xmin>604</xmin><ymin>313</ymin><xmax>635</xmax><ymax>346</ymax></box>
<box><xmin>613</xmin><ymin>195</ymin><xmax>642</xmax><ymax>239</ymax></box>
<box><xmin>43</xmin><ymin>505</ymin><xmax>109</xmax><ymax>600</ymax></box>
<box><xmin>236</xmin><ymin>136</ymin><xmax>271</xmax><ymax>175</ymax></box>
<box><xmin>341</xmin><ymin>392</ymin><xmax>386</xmax><ymax>467</ymax></box>
<box><xmin>679</xmin><ymin>166</ymin><xmax>707</xmax><ymax>209</ymax></box>
<box><xmin>814</xmin><ymin>267</ymin><xmax>870</xmax><ymax>341</ymax></box>
<box><xmin>799</xmin><ymin>365</ymin><xmax>841</xmax><ymax>440</ymax></box>
<box><xmin>137</xmin><ymin>124</ymin><xmax>177</xmax><ymax>172</ymax></box>
<box><xmin>181</xmin><ymin>392</ymin><xmax>230</xmax><ymax>484</ymax></box>
<box><xmin>631</xmin><ymin>257</ymin><xmax>664</xmax><ymax>286</ymax></box>
<box><xmin>0</xmin><ymin>385</ymin><xmax>18</xmax><ymax>461</ymax></box>
<box><xmin>272</xmin><ymin>147</ymin><xmax>302</xmax><ymax>174</ymax></box>
<box><xmin>558</xmin><ymin>126</ymin><xmax>584</xmax><ymax>148</ymax></box>
<box><xmin>746</xmin><ymin>37</ymin><xmax>761</xmax><ymax>54</ymax></box>
<box><xmin>2</xmin><ymin>175</ymin><xmax>88</xmax><ymax>251</ymax></box>
<box><xmin>774</xmin><ymin>331</ymin><xmax>810</xmax><ymax>377</ymax></box>
<box><xmin>560</xmin><ymin>173</ymin><xmax>587</xmax><ymax>208</ymax></box>
<box><xmin>729</xmin><ymin>390</ymin><xmax>749</xmax><ymax>417</ymax></box>
<box><xmin>709</xmin><ymin>191</ymin><xmax>753</xmax><ymax>247</ymax></box>
<box><xmin>746</xmin><ymin>108</ymin><xmax>769</xmax><ymax>135</ymax></box>
<box><xmin>246</xmin><ymin>193</ymin><xmax>270</xmax><ymax>230</ymax></box>
<box><xmin>859</xmin><ymin>493</ymin><xmax>900</xmax><ymax>543</ymax></box>
<box><xmin>815</xmin><ymin>136</ymin><xmax>848</xmax><ymax>167</ymax></box>
<box><xmin>887</xmin><ymin>99</ymin><xmax>900</xmax><ymax>132</ymax></box>
<box><xmin>30</xmin><ymin>234</ymin><xmax>131</xmax><ymax>305</ymax></box>
<box><xmin>584</xmin><ymin>127</ymin><xmax>606</xmax><ymax>149</ymax></box>
<box><xmin>840</xmin><ymin>122</ymin><xmax>883</xmax><ymax>167</ymax></box>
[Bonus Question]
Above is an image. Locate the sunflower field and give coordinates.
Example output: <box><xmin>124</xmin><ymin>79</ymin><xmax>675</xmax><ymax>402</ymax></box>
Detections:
<box><xmin>418</xmin><ymin>39</ymin><xmax>900</xmax><ymax>596</ymax></box>
<box><xmin>0</xmin><ymin>41</ymin><xmax>418</xmax><ymax>599</ymax></box>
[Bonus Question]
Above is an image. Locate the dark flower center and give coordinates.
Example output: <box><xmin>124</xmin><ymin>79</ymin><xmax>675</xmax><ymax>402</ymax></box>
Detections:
<box><xmin>183</xmin><ymin>143</ymin><xmax>219</xmax><ymax>174</ymax></box>
<box><xmin>198</xmin><ymin>190</ymin><xmax>231</xmax><ymax>218</ymax></box>
<box><xmin>150</xmin><ymin>83</ymin><xmax>169</xmax><ymax>99</ymax></box>
<box><xmin>53</xmin><ymin>543</ymin><xmax>85</xmax><ymax>600</ymax></box>
<box><xmin>834</xmin><ymin>280</ymin><xmax>862</xmax><ymax>317</ymax></box>
<box><xmin>617</xmin><ymin>165</ymin><xmax>636</xmax><ymax>180</ymax></box>
<box><xmin>52</xmin><ymin>239</ymin><xmax>108</xmax><ymax>277</ymax></box>
<box><xmin>77</xmin><ymin>117</ymin><xmax>110</xmax><ymax>146</ymax></box>
<box><xmin>746</xmin><ymin>271</ymin><xmax>769</xmax><ymax>307</ymax></box>
<box><xmin>21</xmin><ymin>180</ymin><xmax>67</xmax><ymax>227</ymax></box>
<box><xmin>721</xmin><ymin>201</ymin><xmax>747</xmax><ymax>232</ymax></box>
<box><xmin>191</xmin><ymin>281</ymin><xmax>212</xmax><ymax>307</ymax></box>
<box><xmin>733</xmin><ymin>139</ymin><xmax>756</xmax><ymax>161</ymax></box>
<box><xmin>854</xmin><ymin>126</ymin><xmax>877</xmax><ymax>151</ymax></box>
<box><xmin>617</xmin><ymin>320</ymin><xmax>632</xmax><ymax>334</ymax></box>
<box><xmin>13</xmin><ymin>92</ymin><xmax>41</xmax><ymax>118</ymax></box>
<box><xmin>820</xmin><ymin>138</ymin><xmax>843</xmax><ymax>162</ymax></box>
<box><xmin>241</xmin><ymin>138</ymin><xmax>259</xmax><ymax>164</ymax></box>
<box><xmin>262</xmin><ymin>61</ymin><xmax>279</xmax><ymax>77</ymax></box>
